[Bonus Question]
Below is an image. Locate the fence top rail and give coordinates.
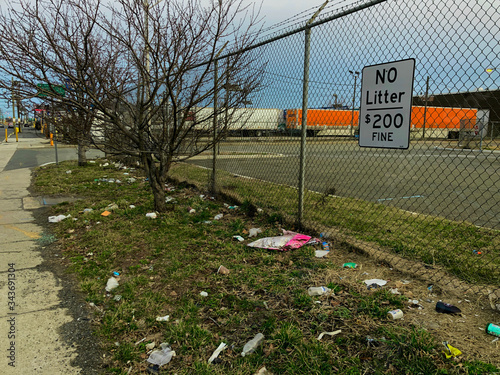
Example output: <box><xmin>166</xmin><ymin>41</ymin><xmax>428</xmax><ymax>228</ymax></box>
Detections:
<box><xmin>194</xmin><ymin>0</ymin><xmax>388</xmax><ymax>69</ymax></box>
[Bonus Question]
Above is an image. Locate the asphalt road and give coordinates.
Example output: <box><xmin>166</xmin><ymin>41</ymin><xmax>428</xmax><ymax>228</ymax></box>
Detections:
<box><xmin>7</xmin><ymin>129</ymin><xmax>497</xmax><ymax>229</ymax></box>
<box><xmin>189</xmin><ymin>138</ymin><xmax>500</xmax><ymax>229</ymax></box>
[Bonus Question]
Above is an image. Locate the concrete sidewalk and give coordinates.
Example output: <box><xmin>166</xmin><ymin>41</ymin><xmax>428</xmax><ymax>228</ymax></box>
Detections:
<box><xmin>0</xmin><ymin>135</ymin><xmax>82</xmax><ymax>374</ymax></box>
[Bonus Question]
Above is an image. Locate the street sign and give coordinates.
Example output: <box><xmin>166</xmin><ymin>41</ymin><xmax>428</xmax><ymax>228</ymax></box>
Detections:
<box><xmin>36</xmin><ymin>83</ymin><xmax>66</xmax><ymax>98</ymax></box>
<box><xmin>359</xmin><ymin>58</ymin><xmax>415</xmax><ymax>149</ymax></box>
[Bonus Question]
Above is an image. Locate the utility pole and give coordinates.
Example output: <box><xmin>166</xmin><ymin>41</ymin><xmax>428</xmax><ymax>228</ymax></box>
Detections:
<box><xmin>11</xmin><ymin>78</ymin><xmax>16</xmax><ymax>130</ymax></box>
<box><xmin>16</xmin><ymin>98</ymin><xmax>22</xmax><ymax>133</ymax></box>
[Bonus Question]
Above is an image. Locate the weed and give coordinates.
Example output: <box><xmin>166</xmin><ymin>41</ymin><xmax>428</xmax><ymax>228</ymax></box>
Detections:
<box><xmin>241</xmin><ymin>198</ymin><xmax>258</xmax><ymax>217</ymax></box>
<box><xmin>292</xmin><ymin>292</ymin><xmax>313</xmax><ymax>309</ymax></box>
<box><xmin>36</xmin><ymin>233</ymin><xmax>57</xmax><ymax>246</ymax></box>
<box><xmin>113</xmin><ymin>342</ymin><xmax>137</xmax><ymax>362</ymax></box>
<box><xmin>331</xmin><ymin>306</ymin><xmax>353</xmax><ymax>319</ymax></box>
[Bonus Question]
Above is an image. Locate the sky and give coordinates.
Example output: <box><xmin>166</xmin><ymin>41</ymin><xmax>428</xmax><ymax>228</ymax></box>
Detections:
<box><xmin>0</xmin><ymin>0</ymin><xmax>329</xmax><ymax>120</ymax></box>
<box><xmin>248</xmin><ymin>0</ymin><xmax>334</xmax><ymax>28</ymax></box>
<box><xmin>1</xmin><ymin>0</ymin><xmax>498</xmax><ymax>117</ymax></box>
<box><xmin>249</xmin><ymin>0</ymin><xmax>328</xmax><ymax>22</ymax></box>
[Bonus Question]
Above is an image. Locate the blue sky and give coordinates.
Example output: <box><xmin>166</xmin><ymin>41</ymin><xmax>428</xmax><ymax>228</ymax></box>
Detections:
<box><xmin>0</xmin><ymin>0</ymin><xmax>330</xmax><ymax>119</ymax></box>
<box><xmin>2</xmin><ymin>0</ymin><xmax>498</xmax><ymax>116</ymax></box>
<box><xmin>242</xmin><ymin>0</ymin><xmax>500</xmax><ymax>110</ymax></box>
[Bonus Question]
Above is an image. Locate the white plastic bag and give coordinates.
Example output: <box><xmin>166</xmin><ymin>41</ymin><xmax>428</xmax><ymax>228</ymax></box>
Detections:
<box><xmin>105</xmin><ymin>277</ymin><xmax>119</xmax><ymax>292</ymax></box>
<box><xmin>147</xmin><ymin>343</ymin><xmax>175</xmax><ymax>366</ymax></box>
<box><xmin>48</xmin><ymin>214</ymin><xmax>70</xmax><ymax>223</ymax></box>
<box><xmin>248</xmin><ymin>228</ymin><xmax>263</xmax><ymax>237</ymax></box>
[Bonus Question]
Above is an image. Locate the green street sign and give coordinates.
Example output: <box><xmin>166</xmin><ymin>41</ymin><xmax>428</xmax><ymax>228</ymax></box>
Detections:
<box><xmin>37</xmin><ymin>83</ymin><xmax>66</xmax><ymax>98</ymax></box>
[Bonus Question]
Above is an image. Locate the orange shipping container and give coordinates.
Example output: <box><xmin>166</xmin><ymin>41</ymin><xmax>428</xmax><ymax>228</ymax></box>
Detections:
<box><xmin>286</xmin><ymin>107</ymin><xmax>478</xmax><ymax>130</ymax></box>
<box><xmin>285</xmin><ymin>109</ymin><xmax>358</xmax><ymax>129</ymax></box>
<box><xmin>410</xmin><ymin>106</ymin><xmax>477</xmax><ymax>129</ymax></box>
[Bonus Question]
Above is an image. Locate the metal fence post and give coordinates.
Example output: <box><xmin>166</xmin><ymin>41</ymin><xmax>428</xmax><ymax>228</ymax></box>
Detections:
<box><xmin>53</xmin><ymin>123</ymin><xmax>59</xmax><ymax>165</ymax></box>
<box><xmin>422</xmin><ymin>76</ymin><xmax>429</xmax><ymax>140</ymax></box>
<box><xmin>298</xmin><ymin>1</ymin><xmax>328</xmax><ymax>227</ymax></box>
<box><xmin>211</xmin><ymin>59</ymin><xmax>218</xmax><ymax>194</ymax></box>
<box><xmin>298</xmin><ymin>26</ymin><xmax>311</xmax><ymax>228</ymax></box>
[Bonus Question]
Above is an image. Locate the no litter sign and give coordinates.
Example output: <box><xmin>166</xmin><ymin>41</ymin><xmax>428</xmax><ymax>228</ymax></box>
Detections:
<box><xmin>359</xmin><ymin>59</ymin><xmax>415</xmax><ymax>149</ymax></box>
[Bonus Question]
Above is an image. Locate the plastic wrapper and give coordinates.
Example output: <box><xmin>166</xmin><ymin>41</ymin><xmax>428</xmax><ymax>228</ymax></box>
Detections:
<box><xmin>147</xmin><ymin>343</ymin><xmax>175</xmax><ymax>366</ymax></box>
<box><xmin>247</xmin><ymin>233</ymin><xmax>311</xmax><ymax>251</ymax></box>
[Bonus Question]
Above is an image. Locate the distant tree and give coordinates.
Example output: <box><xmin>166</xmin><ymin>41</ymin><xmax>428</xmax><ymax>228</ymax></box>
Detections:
<box><xmin>0</xmin><ymin>0</ymin><xmax>263</xmax><ymax>210</ymax></box>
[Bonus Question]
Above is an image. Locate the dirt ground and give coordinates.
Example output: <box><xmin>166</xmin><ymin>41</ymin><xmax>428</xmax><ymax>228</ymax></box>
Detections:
<box><xmin>317</xmin><ymin>244</ymin><xmax>500</xmax><ymax>367</ymax></box>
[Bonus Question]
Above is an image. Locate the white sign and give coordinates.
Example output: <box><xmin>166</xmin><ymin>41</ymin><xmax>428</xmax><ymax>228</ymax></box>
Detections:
<box><xmin>359</xmin><ymin>59</ymin><xmax>415</xmax><ymax>149</ymax></box>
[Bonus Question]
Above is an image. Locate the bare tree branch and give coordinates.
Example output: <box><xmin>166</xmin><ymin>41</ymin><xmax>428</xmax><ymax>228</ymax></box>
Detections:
<box><xmin>0</xmin><ymin>0</ymin><xmax>265</xmax><ymax>210</ymax></box>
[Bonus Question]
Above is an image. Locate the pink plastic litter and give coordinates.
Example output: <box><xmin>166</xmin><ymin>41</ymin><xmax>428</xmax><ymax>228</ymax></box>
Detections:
<box><xmin>247</xmin><ymin>233</ymin><xmax>312</xmax><ymax>252</ymax></box>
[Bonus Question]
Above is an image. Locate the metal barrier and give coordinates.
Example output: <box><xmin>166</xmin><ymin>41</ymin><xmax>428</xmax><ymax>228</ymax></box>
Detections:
<box><xmin>181</xmin><ymin>0</ymin><xmax>500</xmax><ymax>295</ymax></box>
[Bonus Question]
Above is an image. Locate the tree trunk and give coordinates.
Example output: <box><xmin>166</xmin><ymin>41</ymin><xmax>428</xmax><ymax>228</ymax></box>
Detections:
<box><xmin>77</xmin><ymin>138</ymin><xmax>87</xmax><ymax>166</ymax></box>
<box><xmin>151</xmin><ymin>180</ymin><xmax>167</xmax><ymax>212</ymax></box>
<box><xmin>143</xmin><ymin>154</ymin><xmax>167</xmax><ymax>212</ymax></box>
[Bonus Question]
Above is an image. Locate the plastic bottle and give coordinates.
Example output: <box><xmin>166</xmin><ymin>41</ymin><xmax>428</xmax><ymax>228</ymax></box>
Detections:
<box><xmin>486</xmin><ymin>323</ymin><xmax>500</xmax><ymax>337</ymax></box>
<box><xmin>342</xmin><ymin>262</ymin><xmax>357</xmax><ymax>269</ymax></box>
<box><xmin>307</xmin><ymin>286</ymin><xmax>331</xmax><ymax>296</ymax></box>
<box><xmin>241</xmin><ymin>333</ymin><xmax>264</xmax><ymax>357</ymax></box>
<box><xmin>435</xmin><ymin>301</ymin><xmax>461</xmax><ymax>314</ymax></box>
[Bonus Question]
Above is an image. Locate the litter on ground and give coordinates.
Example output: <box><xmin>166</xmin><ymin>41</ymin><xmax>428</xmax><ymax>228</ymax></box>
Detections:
<box><xmin>364</xmin><ymin>279</ymin><xmax>387</xmax><ymax>287</ymax></box>
<box><xmin>247</xmin><ymin>233</ymin><xmax>311</xmax><ymax>251</ymax></box>
<box><xmin>208</xmin><ymin>342</ymin><xmax>227</xmax><ymax>363</ymax></box>
<box><xmin>248</xmin><ymin>228</ymin><xmax>262</xmax><ymax>237</ymax></box>
<box><xmin>147</xmin><ymin>343</ymin><xmax>175</xmax><ymax>366</ymax></box>
<box><xmin>343</xmin><ymin>262</ymin><xmax>357</xmax><ymax>268</ymax></box>
<box><xmin>315</xmin><ymin>250</ymin><xmax>329</xmax><ymax>258</ymax></box>
<box><xmin>217</xmin><ymin>265</ymin><xmax>230</xmax><ymax>275</ymax></box>
<box><xmin>156</xmin><ymin>315</ymin><xmax>170</xmax><ymax>322</ymax></box>
<box><xmin>48</xmin><ymin>214</ymin><xmax>71</xmax><ymax>223</ymax></box>
<box><xmin>442</xmin><ymin>342</ymin><xmax>462</xmax><ymax>359</ymax></box>
<box><xmin>317</xmin><ymin>330</ymin><xmax>342</xmax><ymax>340</ymax></box>
<box><xmin>105</xmin><ymin>277</ymin><xmax>119</xmax><ymax>292</ymax></box>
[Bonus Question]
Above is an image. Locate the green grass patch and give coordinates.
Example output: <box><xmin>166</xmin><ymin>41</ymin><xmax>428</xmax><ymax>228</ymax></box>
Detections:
<box><xmin>169</xmin><ymin>162</ymin><xmax>500</xmax><ymax>286</ymax></box>
<box><xmin>33</xmin><ymin>159</ymin><xmax>498</xmax><ymax>374</ymax></box>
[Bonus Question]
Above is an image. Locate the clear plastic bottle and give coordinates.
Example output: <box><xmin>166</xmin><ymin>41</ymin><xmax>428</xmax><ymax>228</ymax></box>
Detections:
<box><xmin>307</xmin><ymin>286</ymin><xmax>331</xmax><ymax>296</ymax></box>
<box><xmin>241</xmin><ymin>333</ymin><xmax>265</xmax><ymax>357</ymax></box>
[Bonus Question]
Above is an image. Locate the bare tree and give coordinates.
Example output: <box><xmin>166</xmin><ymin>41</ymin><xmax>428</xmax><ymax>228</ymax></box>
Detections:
<box><xmin>0</xmin><ymin>0</ymin><xmax>264</xmax><ymax>211</ymax></box>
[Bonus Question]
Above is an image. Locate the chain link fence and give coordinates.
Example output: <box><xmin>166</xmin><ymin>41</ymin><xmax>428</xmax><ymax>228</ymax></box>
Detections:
<box><xmin>174</xmin><ymin>0</ymin><xmax>500</xmax><ymax>297</ymax></box>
